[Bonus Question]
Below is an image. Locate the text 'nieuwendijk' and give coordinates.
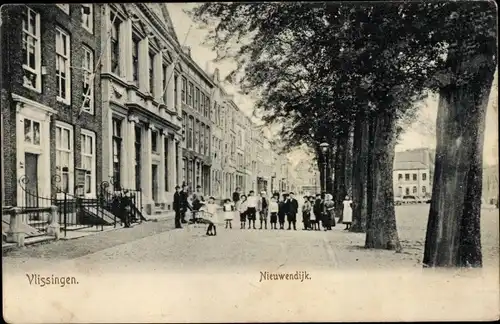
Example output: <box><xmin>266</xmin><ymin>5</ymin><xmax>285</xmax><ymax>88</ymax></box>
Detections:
<box><xmin>259</xmin><ymin>271</ymin><xmax>311</xmax><ymax>282</ymax></box>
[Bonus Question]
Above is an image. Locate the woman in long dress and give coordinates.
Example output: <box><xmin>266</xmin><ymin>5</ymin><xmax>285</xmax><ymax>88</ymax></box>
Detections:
<box><xmin>342</xmin><ymin>195</ymin><xmax>353</xmax><ymax>230</ymax></box>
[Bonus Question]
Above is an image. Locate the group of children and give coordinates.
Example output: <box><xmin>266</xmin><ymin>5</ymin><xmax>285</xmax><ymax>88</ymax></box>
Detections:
<box><xmin>198</xmin><ymin>192</ymin><xmax>353</xmax><ymax>236</ymax></box>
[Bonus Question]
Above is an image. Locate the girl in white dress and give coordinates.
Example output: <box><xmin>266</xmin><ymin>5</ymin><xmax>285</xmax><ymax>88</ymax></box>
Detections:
<box><xmin>223</xmin><ymin>199</ymin><xmax>234</xmax><ymax>229</ymax></box>
<box><xmin>201</xmin><ymin>197</ymin><xmax>219</xmax><ymax>236</ymax></box>
<box><xmin>342</xmin><ymin>195</ymin><xmax>353</xmax><ymax>230</ymax></box>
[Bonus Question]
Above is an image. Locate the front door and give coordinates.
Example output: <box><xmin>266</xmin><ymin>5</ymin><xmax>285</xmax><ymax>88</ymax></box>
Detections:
<box><xmin>24</xmin><ymin>153</ymin><xmax>39</xmax><ymax>207</ymax></box>
<box><xmin>152</xmin><ymin>164</ymin><xmax>158</xmax><ymax>203</ymax></box>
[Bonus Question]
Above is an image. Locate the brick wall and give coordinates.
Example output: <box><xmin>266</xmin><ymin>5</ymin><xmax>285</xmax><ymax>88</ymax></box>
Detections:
<box><xmin>1</xmin><ymin>4</ymin><xmax>103</xmax><ymax>204</ymax></box>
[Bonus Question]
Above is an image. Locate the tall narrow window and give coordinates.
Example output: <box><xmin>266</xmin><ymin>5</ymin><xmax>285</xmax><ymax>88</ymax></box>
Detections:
<box><xmin>188</xmin><ymin>117</ymin><xmax>194</xmax><ymax>149</ymax></box>
<box><xmin>174</xmin><ymin>74</ymin><xmax>178</xmax><ymax>108</ymax></box>
<box><xmin>164</xmin><ymin>138</ymin><xmax>169</xmax><ymax>191</ymax></box>
<box><xmin>110</xmin><ymin>12</ymin><xmax>120</xmax><ymax>74</ymax></box>
<box><xmin>200</xmin><ymin>123</ymin><xmax>204</xmax><ymax>154</ymax></box>
<box><xmin>82</xmin><ymin>46</ymin><xmax>94</xmax><ymax>114</ymax></box>
<box><xmin>56</xmin><ymin>27</ymin><xmax>71</xmax><ymax>104</ymax></box>
<box><xmin>412</xmin><ymin>186</ymin><xmax>417</xmax><ymax>194</ymax></box>
<box><xmin>135</xmin><ymin>125</ymin><xmax>142</xmax><ymax>190</ymax></box>
<box><xmin>149</xmin><ymin>52</ymin><xmax>155</xmax><ymax>94</ymax></box>
<box><xmin>22</xmin><ymin>7</ymin><xmax>41</xmax><ymax>91</ymax></box>
<box><xmin>181</xmin><ymin>77</ymin><xmax>187</xmax><ymax>103</ymax></box>
<box><xmin>422</xmin><ymin>173</ymin><xmax>427</xmax><ymax>181</ymax></box>
<box><xmin>183</xmin><ymin>158</ymin><xmax>187</xmax><ymax>185</ymax></box>
<box><xmin>188</xmin><ymin>82</ymin><xmax>194</xmax><ymax>106</ymax></box>
<box><xmin>422</xmin><ymin>186</ymin><xmax>427</xmax><ymax>194</ymax></box>
<box><xmin>205</xmin><ymin>126</ymin><xmax>210</xmax><ymax>156</ymax></box>
<box><xmin>182</xmin><ymin>112</ymin><xmax>187</xmax><ymax>148</ymax></box>
<box><xmin>81</xmin><ymin>129</ymin><xmax>96</xmax><ymax>197</ymax></box>
<box><xmin>200</xmin><ymin>93</ymin><xmax>205</xmax><ymax>115</ymax></box>
<box><xmin>23</xmin><ymin>118</ymin><xmax>41</xmax><ymax>146</ymax></box>
<box><xmin>195</xmin><ymin>88</ymin><xmax>200</xmax><ymax>112</ymax></box>
<box><xmin>162</xmin><ymin>63</ymin><xmax>168</xmax><ymax>104</ymax></box>
<box><xmin>81</xmin><ymin>4</ymin><xmax>93</xmax><ymax>33</ymax></box>
<box><xmin>151</xmin><ymin>130</ymin><xmax>158</xmax><ymax>153</ymax></box>
<box><xmin>56</xmin><ymin>122</ymin><xmax>74</xmax><ymax>195</ymax></box>
<box><xmin>413</xmin><ymin>173</ymin><xmax>417</xmax><ymax>181</ymax></box>
<box><xmin>405</xmin><ymin>173</ymin><xmax>410</xmax><ymax>181</ymax></box>
<box><xmin>206</xmin><ymin>97</ymin><xmax>210</xmax><ymax>119</ymax></box>
<box><xmin>194</xmin><ymin>120</ymin><xmax>199</xmax><ymax>153</ymax></box>
<box><xmin>112</xmin><ymin>118</ymin><xmax>122</xmax><ymax>190</ymax></box>
<box><xmin>132</xmin><ymin>37</ymin><xmax>139</xmax><ymax>84</ymax></box>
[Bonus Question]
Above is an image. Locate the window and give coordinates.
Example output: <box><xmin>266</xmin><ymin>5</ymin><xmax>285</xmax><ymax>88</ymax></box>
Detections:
<box><xmin>194</xmin><ymin>120</ymin><xmax>199</xmax><ymax>153</ymax></box>
<box><xmin>110</xmin><ymin>12</ymin><xmax>120</xmax><ymax>74</ymax></box>
<box><xmin>162</xmin><ymin>64</ymin><xmax>168</xmax><ymax>104</ymax></box>
<box><xmin>398</xmin><ymin>173</ymin><xmax>403</xmax><ymax>180</ymax></box>
<box><xmin>151</xmin><ymin>130</ymin><xmax>158</xmax><ymax>153</ymax></box>
<box><xmin>56</xmin><ymin>28</ymin><xmax>71</xmax><ymax>104</ymax></box>
<box><xmin>205</xmin><ymin>97</ymin><xmax>210</xmax><ymax>119</ymax></box>
<box><xmin>174</xmin><ymin>75</ymin><xmax>178</xmax><ymax>108</ymax></box>
<box><xmin>205</xmin><ymin>126</ymin><xmax>210</xmax><ymax>156</ymax></box>
<box><xmin>413</xmin><ymin>173</ymin><xmax>417</xmax><ymax>181</ymax></box>
<box><xmin>405</xmin><ymin>173</ymin><xmax>410</xmax><ymax>181</ymax></box>
<box><xmin>181</xmin><ymin>77</ymin><xmax>187</xmax><ymax>103</ymax></box>
<box><xmin>188</xmin><ymin>82</ymin><xmax>194</xmax><ymax>106</ymax></box>
<box><xmin>164</xmin><ymin>138</ymin><xmax>169</xmax><ymax>191</ymax></box>
<box><xmin>82</xmin><ymin>46</ymin><xmax>94</xmax><ymax>114</ymax></box>
<box><xmin>188</xmin><ymin>117</ymin><xmax>194</xmax><ymax>149</ymax></box>
<box><xmin>22</xmin><ymin>7</ymin><xmax>41</xmax><ymax>91</ymax></box>
<box><xmin>80</xmin><ymin>130</ymin><xmax>96</xmax><ymax>197</ymax></box>
<box><xmin>200</xmin><ymin>123</ymin><xmax>204</xmax><ymax>154</ymax></box>
<box><xmin>56</xmin><ymin>4</ymin><xmax>69</xmax><ymax>14</ymax></box>
<box><xmin>422</xmin><ymin>186</ymin><xmax>427</xmax><ymax>194</ymax></box>
<box><xmin>132</xmin><ymin>37</ymin><xmax>139</xmax><ymax>84</ymax></box>
<box><xmin>135</xmin><ymin>126</ymin><xmax>141</xmax><ymax>190</ymax></box>
<box><xmin>112</xmin><ymin>118</ymin><xmax>122</xmax><ymax>190</ymax></box>
<box><xmin>182</xmin><ymin>158</ymin><xmax>187</xmax><ymax>185</ymax></box>
<box><xmin>24</xmin><ymin>118</ymin><xmax>41</xmax><ymax>146</ymax></box>
<box><xmin>81</xmin><ymin>4</ymin><xmax>93</xmax><ymax>33</ymax></box>
<box><xmin>182</xmin><ymin>112</ymin><xmax>187</xmax><ymax>147</ymax></box>
<box><xmin>149</xmin><ymin>52</ymin><xmax>155</xmax><ymax>94</ymax></box>
<box><xmin>412</xmin><ymin>186</ymin><xmax>417</xmax><ymax>194</ymax></box>
<box><xmin>200</xmin><ymin>93</ymin><xmax>205</xmax><ymax>115</ymax></box>
<box><xmin>195</xmin><ymin>88</ymin><xmax>200</xmax><ymax>112</ymax></box>
<box><xmin>422</xmin><ymin>173</ymin><xmax>427</xmax><ymax>181</ymax></box>
<box><xmin>56</xmin><ymin>122</ymin><xmax>74</xmax><ymax>194</ymax></box>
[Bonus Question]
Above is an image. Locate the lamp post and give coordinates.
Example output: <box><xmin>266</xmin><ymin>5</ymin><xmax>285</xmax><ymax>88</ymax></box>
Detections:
<box><xmin>319</xmin><ymin>142</ymin><xmax>330</xmax><ymax>193</ymax></box>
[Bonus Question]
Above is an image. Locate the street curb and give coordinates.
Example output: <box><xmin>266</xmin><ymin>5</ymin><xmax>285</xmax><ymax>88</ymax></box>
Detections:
<box><xmin>60</xmin><ymin>222</ymin><xmax>142</xmax><ymax>241</ymax></box>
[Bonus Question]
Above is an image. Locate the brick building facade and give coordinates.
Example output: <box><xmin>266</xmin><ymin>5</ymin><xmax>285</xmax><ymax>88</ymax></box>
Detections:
<box><xmin>1</xmin><ymin>4</ymin><xmax>102</xmax><ymax>206</ymax></box>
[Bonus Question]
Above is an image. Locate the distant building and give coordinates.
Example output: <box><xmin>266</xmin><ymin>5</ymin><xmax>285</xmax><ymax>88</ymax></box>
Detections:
<box><xmin>293</xmin><ymin>160</ymin><xmax>320</xmax><ymax>195</ymax></box>
<box><xmin>482</xmin><ymin>165</ymin><xmax>499</xmax><ymax>205</ymax></box>
<box><xmin>393</xmin><ymin>148</ymin><xmax>434</xmax><ymax>198</ymax></box>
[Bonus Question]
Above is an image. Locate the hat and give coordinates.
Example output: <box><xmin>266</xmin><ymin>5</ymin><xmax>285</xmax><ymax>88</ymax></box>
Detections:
<box><xmin>261</xmin><ymin>191</ymin><xmax>266</xmax><ymax>195</ymax></box>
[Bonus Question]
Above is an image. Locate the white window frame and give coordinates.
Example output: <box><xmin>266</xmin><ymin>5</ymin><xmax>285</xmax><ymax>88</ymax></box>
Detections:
<box><xmin>22</xmin><ymin>7</ymin><xmax>42</xmax><ymax>92</ymax></box>
<box><xmin>56</xmin><ymin>4</ymin><xmax>70</xmax><ymax>14</ymax></box>
<box><xmin>81</xmin><ymin>4</ymin><xmax>93</xmax><ymax>33</ymax></box>
<box><xmin>23</xmin><ymin>117</ymin><xmax>42</xmax><ymax>150</ymax></box>
<box><xmin>80</xmin><ymin>129</ymin><xmax>96</xmax><ymax>198</ymax></box>
<box><xmin>56</xmin><ymin>27</ymin><xmax>71</xmax><ymax>105</ymax></box>
<box><xmin>55</xmin><ymin>121</ymin><xmax>74</xmax><ymax>197</ymax></box>
<box><xmin>82</xmin><ymin>46</ymin><xmax>94</xmax><ymax>114</ymax></box>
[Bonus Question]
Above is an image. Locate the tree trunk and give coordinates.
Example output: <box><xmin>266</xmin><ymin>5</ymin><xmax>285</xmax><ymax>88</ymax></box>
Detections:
<box><xmin>334</xmin><ymin>133</ymin><xmax>348</xmax><ymax>220</ymax></box>
<box><xmin>365</xmin><ymin>112</ymin><xmax>402</xmax><ymax>251</ymax></box>
<box><xmin>351</xmin><ymin>113</ymin><xmax>369</xmax><ymax>233</ymax></box>
<box><xmin>345</xmin><ymin>130</ymin><xmax>354</xmax><ymax>197</ymax></box>
<box><xmin>423</xmin><ymin>57</ymin><xmax>495</xmax><ymax>267</ymax></box>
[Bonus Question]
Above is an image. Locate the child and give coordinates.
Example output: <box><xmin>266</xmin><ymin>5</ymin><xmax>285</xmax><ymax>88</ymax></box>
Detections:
<box><xmin>223</xmin><ymin>198</ymin><xmax>234</xmax><ymax>229</ymax></box>
<box><xmin>278</xmin><ymin>194</ymin><xmax>287</xmax><ymax>230</ymax></box>
<box><xmin>203</xmin><ymin>196</ymin><xmax>218</xmax><ymax>236</ymax></box>
<box><xmin>302</xmin><ymin>196</ymin><xmax>312</xmax><ymax>230</ymax></box>
<box><xmin>237</xmin><ymin>195</ymin><xmax>248</xmax><ymax>229</ymax></box>
<box><xmin>309</xmin><ymin>196</ymin><xmax>319</xmax><ymax>230</ymax></box>
<box><xmin>342</xmin><ymin>195</ymin><xmax>353</xmax><ymax>230</ymax></box>
<box><xmin>268</xmin><ymin>196</ymin><xmax>279</xmax><ymax>229</ymax></box>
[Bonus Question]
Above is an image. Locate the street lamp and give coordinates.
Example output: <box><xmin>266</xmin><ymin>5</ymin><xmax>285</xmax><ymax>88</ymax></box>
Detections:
<box><xmin>319</xmin><ymin>142</ymin><xmax>329</xmax><ymax>193</ymax></box>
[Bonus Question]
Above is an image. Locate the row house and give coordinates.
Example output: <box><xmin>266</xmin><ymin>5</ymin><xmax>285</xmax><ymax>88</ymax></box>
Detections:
<box><xmin>243</xmin><ymin>115</ymin><xmax>254</xmax><ymax>193</ymax></box>
<box><xmin>235</xmin><ymin>108</ymin><xmax>246</xmax><ymax>192</ymax></box>
<box><xmin>1</xmin><ymin>4</ymin><xmax>102</xmax><ymax>206</ymax></box>
<box><xmin>209</xmin><ymin>69</ymin><xmax>225</xmax><ymax>199</ymax></box>
<box><xmin>99</xmin><ymin>3</ymin><xmax>183</xmax><ymax>215</ymax></box>
<box><xmin>220</xmin><ymin>97</ymin><xmax>237</xmax><ymax>198</ymax></box>
<box><xmin>179</xmin><ymin>47</ymin><xmax>214</xmax><ymax>197</ymax></box>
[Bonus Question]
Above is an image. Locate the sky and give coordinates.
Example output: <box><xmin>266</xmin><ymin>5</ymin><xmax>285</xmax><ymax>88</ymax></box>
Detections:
<box><xmin>167</xmin><ymin>3</ymin><xmax>499</xmax><ymax>167</ymax></box>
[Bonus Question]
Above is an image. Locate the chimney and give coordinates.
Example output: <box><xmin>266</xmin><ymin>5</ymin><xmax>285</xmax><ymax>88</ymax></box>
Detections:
<box><xmin>214</xmin><ymin>68</ymin><xmax>220</xmax><ymax>82</ymax></box>
<box><xmin>181</xmin><ymin>46</ymin><xmax>191</xmax><ymax>57</ymax></box>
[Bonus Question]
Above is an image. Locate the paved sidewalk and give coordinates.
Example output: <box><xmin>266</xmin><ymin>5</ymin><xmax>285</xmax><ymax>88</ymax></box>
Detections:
<box><xmin>2</xmin><ymin>219</ymin><xmax>176</xmax><ymax>260</ymax></box>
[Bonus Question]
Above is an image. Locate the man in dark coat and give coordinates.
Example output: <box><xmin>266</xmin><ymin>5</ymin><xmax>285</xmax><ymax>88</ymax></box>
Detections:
<box><xmin>313</xmin><ymin>193</ymin><xmax>323</xmax><ymax>230</ymax></box>
<box><xmin>180</xmin><ymin>184</ymin><xmax>190</xmax><ymax>223</ymax></box>
<box><xmin>173</xmin><ymin>185</ymin><xmax>182</xmax><ymax>228</ymax></box>
<box><xmin>285</xmin><ymin>192</ymin><xmax>299</xmax><ymax>230</ymax></box>
<box><xmin>232</xmin><ymin>187</ymin><xmax>241</xmax><ymax>204</ymax></box>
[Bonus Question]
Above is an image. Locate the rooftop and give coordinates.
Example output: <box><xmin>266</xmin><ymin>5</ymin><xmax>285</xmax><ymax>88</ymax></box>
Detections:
<box><xmin>394</xmin><ymin>161</ymin><xmax>428</xmax><ymax>170</ymax></box>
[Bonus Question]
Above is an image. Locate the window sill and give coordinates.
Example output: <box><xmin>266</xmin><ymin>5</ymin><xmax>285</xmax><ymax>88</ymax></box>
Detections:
<box><xmin>23</xmin><ymin>84</ymin><xmax>42</xmax><ymax>94</ymax></box>
<box><xmin>81</xmin><ymin>108</ymin><xmax>95</xmax><ymax>116</ymax></box>
<box><xmin>82</xmin><ymin>26</ymin><xmax>93</xmax><ymax>34</ymax></box>
<box><xmin>56</xmin><ymin>97</ymin><xmax>71</xmax><ymax>106</ymax></box>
